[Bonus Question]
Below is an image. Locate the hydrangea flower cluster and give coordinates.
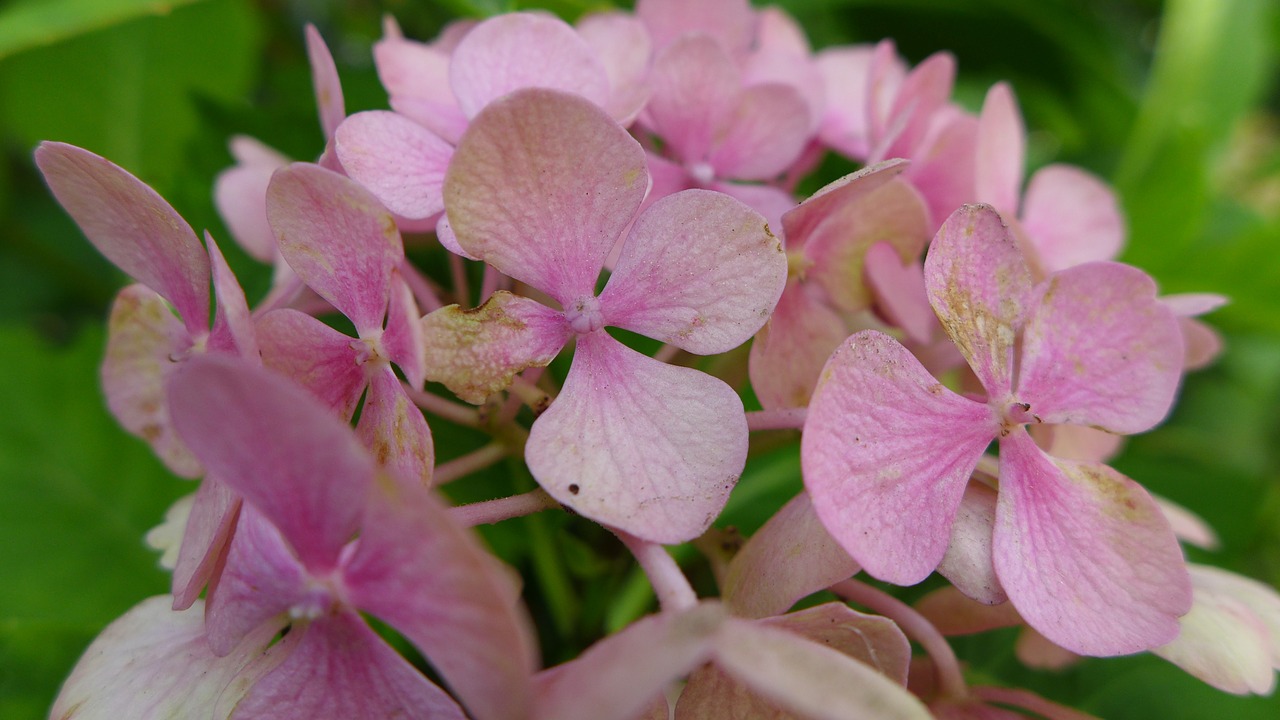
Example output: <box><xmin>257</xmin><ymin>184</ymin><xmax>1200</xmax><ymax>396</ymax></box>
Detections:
<box><xmin>34</xmin><ymin>0</ymin><xmax>1278</xmax><ymax>718</ymax></box>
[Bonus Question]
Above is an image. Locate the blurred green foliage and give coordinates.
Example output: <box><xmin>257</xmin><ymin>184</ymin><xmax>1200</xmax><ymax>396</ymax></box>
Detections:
<box><xmin>0</xmin><ymin>0</ymin><xmax>1277</xmax><ymax>717</ymax></box>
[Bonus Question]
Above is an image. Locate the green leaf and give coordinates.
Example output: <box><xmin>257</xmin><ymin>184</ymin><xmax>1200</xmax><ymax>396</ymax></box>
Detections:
<box><xmin>0</xmin><ymin>323</ymin><xmax>184</xmax><ymax>718</ymax></box>
<box><xmin>0</xmin><ymin>0</ymin><xmax>207</xmax><ymax>60</ymax></box>
<box><xmin>0</xmin><ymin>0</ymin><xmax>265</xmax><ymax>192</ymax></box>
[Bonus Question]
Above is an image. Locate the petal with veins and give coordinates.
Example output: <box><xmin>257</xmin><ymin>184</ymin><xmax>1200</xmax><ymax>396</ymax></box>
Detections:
<box><xmin>356</xmin><ymin>370</ymin><xmax>435</xmax><ymax>488</ymax></box>
<box><xmin>335</xmin><ymin>111</ymin><xmax>454</xmax><ymax>221</ymax></box>
<box><xmin>527</xmin><ymin>331</ymin><xmax>747</xmax><ymax>544</ymax></box>
<box><xmin>747</xmin><ymin>280</ymin><xmax>850</xmax><ymax>410</ymax></box>
<box><xmin>1019</xmin><ymin>165</ymin><xmax>1124</xmax><ymax>273</ymax></box>
<box><xmin>171</xmin><ymin>475</ymin><xmax>241</xmax><ymax>611</ymax></box>
<box><xmin>305</xmin><ymin>25</ymin><xmax>346</xmax><ymax>141</ymax></box>
<box><xmin>383</xmin><ymin>270</ymin><xmax>426</xmax><ymax>389</ymax></box>
<box><xmin>256</xmin><ymin>309</ymin><xmax>367</xmax><ymax>419</ymax></box>
<box><xmin>938</xmin><ymin>481</ymin><xmax>1007</xmax><ymax>605</ymax></box>
<box><xmin>645</xmin><ymin>35</ymin><xmax>740</xmax><ymax>165</ymax></box>
<box><xmin>975</xmin><ymin>82</ymin><xmax>1025</xmax><ymax>216</ymax></box>
<box><xmin>709</xmin><ymin>83</ymin><xmax>812</xmax><ymax>180</ymax></box>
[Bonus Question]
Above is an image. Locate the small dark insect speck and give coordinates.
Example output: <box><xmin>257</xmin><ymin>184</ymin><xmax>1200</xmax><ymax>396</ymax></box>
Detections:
<box><xmin>568</xmin><ymin>484</ymin><xmax>580</xmax><ymax>495</ymax></box>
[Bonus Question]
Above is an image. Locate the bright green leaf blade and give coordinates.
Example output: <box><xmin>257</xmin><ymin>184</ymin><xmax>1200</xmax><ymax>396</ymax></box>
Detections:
<box><xmin>0</xmin><ymin>0</ymin><xmax>206</xmax><ymax>60</ymax></box>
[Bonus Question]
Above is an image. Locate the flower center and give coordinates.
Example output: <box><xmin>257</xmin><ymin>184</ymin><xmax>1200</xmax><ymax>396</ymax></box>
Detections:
<box><xmin>686</xmin><ymin>161</ymin><xmax>716</xmax><ymax>187</ymax></box>
<box><xmin>288</xmin><ymin>580</ymin><xmax>339</xmax><ymax>621</ymax></box>
<box><xmin>998</xmin><ymin>401</ymin><xmax>1041</xmax><ymax>436</ymax></box>
<box><xmin>565</xmin><ymin>296</ymin><xmax>606</xmax><ymax>334</ymax></box>
<box><xmin>351</xmin><ymin>330</ymin><xmax>387</xmax><ymax>367</ymax></box>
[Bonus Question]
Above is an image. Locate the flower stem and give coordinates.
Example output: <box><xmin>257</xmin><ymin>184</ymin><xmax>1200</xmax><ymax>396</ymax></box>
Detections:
<box><xmin>434</xmin><ymin>442</ymin><xmax>509</xmax><ymax>485</ymax></box>
<box><xmin>450</xmin><ymin>488</ymin><xmax>559</xmax><ymax>526</ymax></box>
<box><xmin>745</xmin><ymin>407</ymin><xmax>808</xmax><ymax>432</ymax></box>
<box><xmin>403</xmin><ymin>384</ymin><xmax>481</xmax><ymax>427</ymax></box>
<box><xmin>832</xmin><ymin>578</ymin><xmax>968</xmax><ymax>700</ymax></box>
<box><xmin>400</xmin><ymin>260</ymin><xmax>444</xmax><ymax>312</ymax></box>
<box><xmin>615</xmin><ymin>531</ymin><xmax>698</xmax><ymax>613</ymax></box>
<box><xmin>449</xmin><ymin>252</ymin><xmax>470</xmax><ymax>306</ymax></box>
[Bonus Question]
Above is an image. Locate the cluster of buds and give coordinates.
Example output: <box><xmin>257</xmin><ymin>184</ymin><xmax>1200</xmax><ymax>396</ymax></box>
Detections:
<box><xmin>36</xmin><ymin>1</ymin><xmax>1278</xmax><ymax>718</ymax></box>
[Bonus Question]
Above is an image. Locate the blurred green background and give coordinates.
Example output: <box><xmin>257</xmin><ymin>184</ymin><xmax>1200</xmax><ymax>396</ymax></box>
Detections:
<box><xmin>1</xmin><ymin>0</ymin><xmax>1278</xmax><ymax>717</ymax></box>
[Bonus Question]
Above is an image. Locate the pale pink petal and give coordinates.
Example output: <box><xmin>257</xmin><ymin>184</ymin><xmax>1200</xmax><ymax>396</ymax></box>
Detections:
<box><xmin>905</xmin><ymin>108</ymin><xmax>980</xmax><ymax>233</ymax></box>
<box><xmin>214</xmin><ymin>137</ymin><xmax>288</xmax><ymax>263</ymax></box>
<box><xmin>711</xmin><ymin>180</ymin><xmax>795</xmax><ymax>232</ymax></box>
<box><xmin>780</xmin><ymin>159</ymin><xmax>909</xmax><ymax>249</ymax></box>
<box><xmin>866</xmin><ymin>243</ymin><xmax>934</xmax><ymax>344</ymax></box>
<box><xmin>914</xmin><ymin>586</ymin><xmax>1022</xmax><ymax>636</ymax></box>
<box><xmin>305</xmin><ymin>25</ymin><xmax>345</xmax><ymax>141</ymax></box>
<box><xmin>805</xmin><ymin>178</ymin><xmax>930</xmax><ymax>313</ymax></box>
<box><xmin>526</xmin><ymin>332</ymin><xmax>747</xmax><ymax>544</ymax></box>
<box><xmin>1019</xmin><ymin>164</ymin><xmax>1124</xmax><ymax>273</ymax></box>
<box><xmin>256</xmin><ymin>309</ymin><xmax>367</xmax><ymax>419</ymax></box>
<box><xmin>1155</xmin><ymin>495</ymin><xmax>1221</xmax><ymax>550</ymax></box>
<box><xmin>1181</xmin><ymin>316</ymin><xmax>1225</xmax><ymax>370</ymax></box>
<box><xmin>101</xmin><ymin>284</ymin><xmax>201</xmax><ymax>478</ymax></box>
<box><xmin>343</xmin><ymin>482</ymin><xmax>537</xmax><ymax>720</ymax></box>
<box><xmin>744</xmin><ymin>50</ymin><xmax>824</xmax><ymax>134</ymax></box>
<box><xmin>1015</xmin><ymin>627</ymin><xmax>1082</xmax><ymax>670</ymax></box>
<box><xmin>420</xmin><ymin>290</ymin><xmax>570</xmax><ymax>404</ymax></box>
<box><xmin>938</xmin><ymin>482</ymin><xmax>1007</xmax><ymax>605</ymax></box>
<box><xmin>373</xmin><ymin>36</ymin><xmax>467</xmax><ymax>143</ymax></box>
<box><xmin>873</xmin><ymin>52</ymin><xmax>956</xmax><ymax>162</ymax></box>
<box><xmin>865</xmin><ymin>40</ymin><xmax>907</xmax><ymax>144</ymax></box>
<box><xmin>35</xmin><ymin>142</ymin><xmax>210</xmax><ymax>333</ymax></box>
<box><xmin>711</xmin><ymin>618</ymin><xmax>931</xmax><ymax>720</ymax></box>
<box><xmin>600</xmin><ymin>189</ymin><xmax>784</xmax><ymax>354</ymax></box>
<box><xmin>747</xmin><ymin>280</ymin><xmax>850</xmax><ymax>410</ymax></box>
<box><xmin>1163</xmin><ymin>292</ymin><xmax>1229</xmax><ymax>317</ymax></box>
<box><xmin>994</xmin><ymin>429</ymin><xmax>1191</xmax><ymax>656</ymax></box>
<box><xmin>168</xmin><ymin>355</ymin><xmax>376</xmax><ymax>572</ymax></box>
<box><xmin>723</xmin><ymin>492</ymin><xmax>860</xmax><ymax>618</ymax></box>
<box><xmin>801</xmin><ymin>330</ymin><xmax>996</xmax><ymax>585</ymax></box>
<box><xmin>383</xmin><ymin>269</ymin><xmax>426</xmax><ymax>389</ymax></box>
<box><xmin>576</xmin><ymin>11</ymin><xmax>653</xmax><ymax>124</ymax></box>
<box><xmin>533</xmin><ymin>604</ymin><xmax>725</xmax><ymax>720</ymax></box>
<box><xmin>925</xmin><ymin>204</ymin><xmax>1033</xmax><ymax>399</ymax></box>
<box><xmin>636</xmin><ymin>0</ymin><xmax>755</xmax><ymax>54</ymax></box>
<box><xmin>1188</xmin><ymin>564</ymin><xmax>1280</xmax><ymax>665</ymax></box>
<box><xmin>267</xmin><ymin>163</ymin><xmax>403</xmax><ymax>334</ymax></box>
<box><xmin>816</xmin><ymin>45</ymin><xmax>878</xmax><ymax>159</ymax></box>
<box><xmin>709</xmin><ymin>83</ymin><xmax>811</xmax><ymax>180</ymax></box>
<box><xmin>172</xmin><ymin>475</ymin><xmax>241</xmax><ymax>610</ymax></box>
<box><xmin>434</xmin><ymin>213</ymin><xmax>479</xmax><ymax>260</ymax></box>
<box><xmin>1016</xmin><ymin>262</ymin><xmax>1183</xmax><ymax>434</ymax></box>
<box><xmin>975</xmin><ymin>82</ymin><xmax>1025</xmax><ymax>216</ymax></box>
<box><xmin>49</xmin><ymin>596</ymin><xmax>274</xmax><ymax>720</ymax></box>
<box><xmin>334</xmin><ymin>111</ymin><xmax>454</xmax><ymax>221</ymax></box>
<box><xmin>445</xmin><ymin>89</ymin><xmax>647</xmax><ymax>303</ymax></box>
<box><xmin>644</xmin><ymin>35</ymin><xmax>740</xmax><ymax>165</ymax></box>
<box><xmin>1029</xmin><ymin>423</ymin><xmax>1123</xmax><ymax>463</ymax></box>
<box><xmin>207</xmin><ymin>233</ymin><xmax>258</xmax><ymax>359</ymax></box>
<box><xmin>355</xmin><ymin>370</ymin><xmax>435</xmax><ymax>487</ymax></box>
<box><xmin>450</xmin><ymin>13</ymin><xmax>610</xmax><ymax>119</ymax></box>
<box><xmin>205</xmin><ymin>508</ymin><xmax>307</xmax><ymax>657</ymax></box>
<box><xmin>233</xmin><ymin>612</ymin><xmax>465</xmax><ymax>719</ymax></box>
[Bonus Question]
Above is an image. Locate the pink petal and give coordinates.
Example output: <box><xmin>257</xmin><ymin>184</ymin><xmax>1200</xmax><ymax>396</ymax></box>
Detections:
<box><xmin>600</xmin><ymin>189</ymin><xmax>785</xmax><ymax>354</ymax></box>
<box><xmin>214</xmin><ymin>137</ymin><xmax>288</xmax><ymax>263</ymax></box>
<box><xmin>576</xmin><ymin>11</ymin><xmax>653</xmax><ymax>124</ymax></box>
<box><xmin>904</xmin><ymin>108</ymin><xmax>979</xmax><ymax>234</ymax></box>
<box><xmin>207</xmin><ymin>232</ymin><xmax>258</xmax><ymax>359</ymax></box>
<box><xmin>865</xmin><ymin>243</ymin><xmax>935</xmax><ymax>344</ymax></box>
<box><xmin>49</xmin><ymin>596</ymin><xmax>275</xmax><ymax>720</ymax></box>
<box><xmin>526</xmin><ymin>331</ymin><xmax>748</xmax><ymax>544</ymax></box>
<box><xmin>914</xmin><ymin>586</ymin><xmax>1022</xmax><ymax>636</ymax></box>
<box><xmin>334</xmin><ymin>111</ymin><xmax>454</xmax><ymax>221</ymax></box>
<box><xmin>1028</xmin><ymin>423</ymin><xmax>1123</xmax><ymax>463</ymax></box>
<box><xmin>994</xmin><ymin>429</ymin><xmax>1191</xmax><ymax>656</ymax></box>
<box><xmin>420</xmin><ymin>290</ymin><xmax>570</xmax><ymax>404</ymax></box>
<box><xmin>747</xmin><ymin>279</ymin><xmax>850</xmax><ymax>410</ymax></box>
<box><xmin>711</xmin><ymin>618</ymin><xmax>930</xmax><ymax>720</ymax></box>
<box><xmin>637</xmin><ymin>0</ymin><xmax>755</xmax><ymax>54</ymax></box>
<box><xmin>723</xmin><ymin>492</ymin><xmax>860</xmax><ymax>619</ymax></box>
<box><xmin>101</xmin><ymin>284</ymin><xmax>201</xmax><ymax>478</ymax></box>
<box><xmin>343</xmin><ymin>481</ymin><xmax>537</xmax><ymax>720</ymax></box>
<box><xmin>1180</xmin><ymin>316</ymin><xmax>1225</xmax><ymax>371</ymax></box>
<box><xmin>938</xmin><ymin>481</ymin><xmax>1007</xmax><ymax>605</ymax></box>
<box><xmin>450</xmin><ymin>13</ymin><xmax>610</xmax><ymax>119</ymax></box>
<box><xmin>233</xmin><ymin>612</ymin><xmax>466</xmax><ymax>719</ymax></box>
<box><xmin>1162</xmin><ymin>292</ymin><xmax>1229</xmax><ymax>317</ymax></box>
<box><xmin>1015</xmin><ymin>627</ymin><xmax>1082</xmax><ymax>670</ymax></box>
<box><xmin>445</xmin><ymin>89</ymin><xmax>648</xmax><ymax>303</ymax></box>
<box><xmin>805</xmin><ymin>178</ymin><xmax>930</xmax><ymax>313</ymax></box>
<box><xmin>256</xmin><ymin>309</ymin><xmax>367</xmax><ymax>419</ymax></box>
<box><xmin>925</xmin><ymin>204</ymin><xmax>1033</xmax><ymax>400</ymax></box>
<box><xmin>355</xmin><ymin>370</ymin><xmax>435</xmax><ymax>487</ymax></box>
<box><xmin>816</xmin><ymin>45</ymin><xmax>877</xmax><ymax>159</ymax></box>
<box><xmin>266</xmin><ymin>163</ymin><xmax>404</xmax><ymax>334</ymax></box>
<box><xmin>872</xmin><ymin>51</ymin><xmax>956</xmax><ymax>162</ymax></box>
<box><xmin>533</xmin><ymin>603</ymin><xmax>725</xmax><ymax>720</ymax></box>
<box><xmin>975</xmin><ymin>82</ymin><xmax>1025</xmax><ymax>215</ymax></box>
<box><xmin>35</xmin><ymin>142</ymin><xmax>210</xmax><ymax>333</ymax></box>
<box><xmin>865</xmin><ymin>40</ymin><xmax>907</xmax><ymax>145</ymax></box>
<box><xmin>305</xmin><ymin>25</ymin><xmax>346</xmax><ymax>141</ymax></box>
<box><xmin>383</xmin><ymin>269</ymin><xmax>426</xmax><ymax>389</ymax></box>
<box><xmin>171</xmin><ymin>475</ymin><xmax>241</xmax><ymax>610</ymax></box>
<box><xmin>644</xmin><ymin>35</ymin><xmax>740</xmax><ymax>165</ymax></box>
<box><xmin>744</xmin><ymin>49</ymin><xmax>825</xmax><ymax>134</ymax></box>
<box><xmin>801</xmin><ymin>330</ymin><xmax>996</xmax><ymax>585</ymax></box>
<box><xmin>373</xmin><ymin>35</ymin><xmax>467</xmax><ymax>144</ymax></box>
<box><xmin>205</xmin><ymin>508</ymin><xmax>307</xmax><ymax>657</ymax></box>
<box><xmin>1154</xmin><ymin>494</ymin><xmax>1221</xmax><ymax>550</ymax></box>
<box><xmin>709</xmin><ymin>82</ymin><xmax>812</xmax><ymax>180</ymax></box>
<box><xmin>1016</xmin><ymin>262</ymin><xmax>1183</xmax><ymax>434</ymax></box>
<box><xmin>1019</xmin><ymin>164</ymin><xmax>1125</xmax><ymax>273</ymax></box>
<box><xmin>711</xmin><ymin>180</ymin><xmax>796</xmax><ymax>232</ymax></box>
<box><xmin>167</xmin><ymin>355</ymin><xmax>376</xmax><ymax>573</ymax></box>
<box><xmin>780</xmin><ymin>159</ymin><xmax>909</xmax><ymax>248</ymax></box>
<box><xmin>434</xmin><ymin>213</ymin><xmax>479</xmax><ymax>260</ymax></box>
